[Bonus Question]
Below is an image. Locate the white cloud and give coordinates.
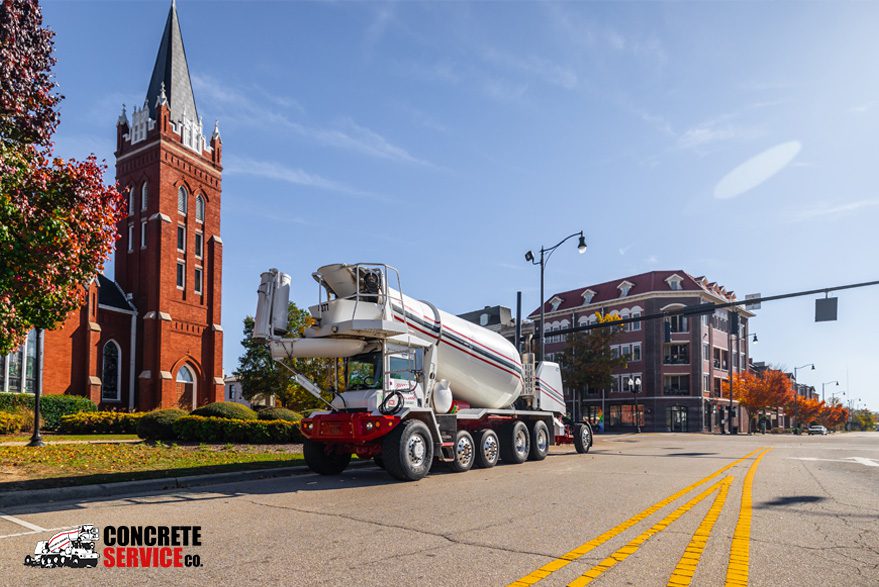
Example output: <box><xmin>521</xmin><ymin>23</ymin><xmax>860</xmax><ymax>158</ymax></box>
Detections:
<box><xmin>193</xmin><ymin>74</ymin><xmax>432</xmax><ymax>167</ymax></box>
<box><xmin>789</xmin><ymin>199</ymin><xmax>879</xmax><ymax>223</ymax></box>
<box><xmin>223</xmin><ymin>156</ymin><xmax>390</xmax><ymax>201</ymax></box>
<box><xmin>714</xmin><ymin>141</ymin><xmax>802</xmax><ymax>199</ymax></box>
<box><xmin>678</xmin><ymin>121</ymin><xmax>763</xmax><ymax>150</ymax></box>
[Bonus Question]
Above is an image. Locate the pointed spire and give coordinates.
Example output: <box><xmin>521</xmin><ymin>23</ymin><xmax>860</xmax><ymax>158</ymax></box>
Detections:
<box><xmin>211</xmin><ymin>120</ymin><xmax>221</xmax><ymax>141</ymax></box>
<box><xmin>117</xmin><ymin>104</ymin><xmax>128</xmax><ymax>126</ymax></box>
<box><xmin>145</xmin><ymin>0</ymin><xmax>199</xmax><ymax>124</ymax></box>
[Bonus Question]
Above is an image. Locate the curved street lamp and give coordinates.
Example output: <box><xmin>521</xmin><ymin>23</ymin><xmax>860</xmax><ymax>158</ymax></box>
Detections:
<box><xmin>792</xmin><ymin>363</ymin><xmax>815</xmax><ymax>431</ymax></box>
<box><xmin>821</xmin><ymin>380</ymin><xmax>839</xmax><ymax>403</ymax></box>
<box><xmin>525</xmin><ymin>230</ymin><xmax>587</xmax><ymax>362</ymax></box>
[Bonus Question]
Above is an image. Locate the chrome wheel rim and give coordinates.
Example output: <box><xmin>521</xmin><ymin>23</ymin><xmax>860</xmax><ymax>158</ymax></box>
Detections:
<box><xmin>407</xmin><ymin>434</ymin><xmax>427</xmax><ymax>467</ymax></box>
<box><xmin>483</xmin><ymin>434</ymin><xmax>498</xmax><ymax>462</ymax></box>
<box><xmin>537</xmin><ymin>428</ymin><xmax>548</xmax><ymax>453</ymax></box>
<box><xmin>581</xmin><ymin>426</ymin><xmax>591</xmax><ymax>446</ymax></box>
<box><xmin>456</xmin><ymin>436</ymin><xmax>474</xmax><ymax>467</ymax></box>
<box><xmin>515</xmin><ymin>428</ymin><xmax>528</xmax><ymax>457</ymax></box>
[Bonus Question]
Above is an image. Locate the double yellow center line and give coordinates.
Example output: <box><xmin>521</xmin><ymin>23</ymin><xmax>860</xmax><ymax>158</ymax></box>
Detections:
<box><xmin>509</xmin><ymin>448</ymin><xmax>771</xmax><ymax>587</ymax></box>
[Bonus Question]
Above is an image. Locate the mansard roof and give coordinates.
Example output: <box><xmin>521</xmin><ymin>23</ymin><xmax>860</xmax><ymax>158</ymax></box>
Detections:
<box><xmin>529</xmin><ymin>270</ymin><xmax>738</xmax><ymax>317</ymax></box>
<box><xmin>145</xmin><ymin>1</ymin><xmax>199</xmax><ymax>125</ymax></box>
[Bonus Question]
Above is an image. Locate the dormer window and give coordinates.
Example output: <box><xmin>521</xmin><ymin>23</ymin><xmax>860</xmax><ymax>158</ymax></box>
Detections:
<box><xmin>549</xmin><ymin>296</ymin><xmax>563</xmax><ymax>312</ymax></box>
<box><xmin>666</xmin><ymin>274</ymin><xmax>684</xmax><ymax>291</ymax></box>
<box><xmin>617</xmin><ymin>281</ymin><xmax>634</xmax><ymax>298</ymax></box>
<box><xmin>581</xmin><ymin>289</ymin><xmax>596</xmax><ymax>305</ymax></box>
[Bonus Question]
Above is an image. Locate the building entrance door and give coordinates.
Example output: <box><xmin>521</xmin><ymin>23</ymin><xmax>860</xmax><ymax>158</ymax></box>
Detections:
<box><xmin>669</xmin><ymin>405</ymin><xmax>688</xmax><ymax>432</ymax></box>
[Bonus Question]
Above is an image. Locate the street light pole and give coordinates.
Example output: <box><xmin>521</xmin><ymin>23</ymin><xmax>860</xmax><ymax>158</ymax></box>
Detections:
<box><xmin>27</xmin><ymin>328</ymin><xmax>45</xmax><ymax>448</ymax></box>
<box><xmin>821</xmin><ymin>380</ymin><xmax>839</xmax><ymax>403</ymax></box>
<box><xmin>628</xmin><ymin>376</ymin><xmax>642</xmax><ymax>433</ymax></box>
<box><xmin>792</xmin><ymin>363</ymin><xmax>815</xmax><ymax>432</ymax></box>
<box><xmin>525</xmin><ymin>231</ymin><xmax>587</xmax><ymax>362</ymax></box>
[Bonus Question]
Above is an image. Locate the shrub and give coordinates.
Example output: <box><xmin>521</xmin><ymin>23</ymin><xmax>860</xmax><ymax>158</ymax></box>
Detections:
<box><xmin>0</xmin><ymin>411</ymin><xmax>27</xmax><ymax>435</ymax></box>
<box><xmin>137</xmin><ymin>409</ymin><xmax>187</xmax><ymax>441</ymax></box>
<box><xmin>0</xmin><ymin>392</ymin><xmax>97</xmax><ymax>430</ymax></box>
<box><xmin>173</xmin><ymin>416</ymin><xmax>303</xmax><ymax>444</ymax></box>
<box><xmin>190</xmin><ymin>402</ymin><xmax>257</xmax><ymax>420</ymax></box>
<box><xmin>257</xmin><ymin>407</ymin><xmax>302</xmax><ymax>422</ymax></box>
<box><xmin>59</xmin><ymin>411</ymin><xmax>145</xmax><ymax>434</ymax></box>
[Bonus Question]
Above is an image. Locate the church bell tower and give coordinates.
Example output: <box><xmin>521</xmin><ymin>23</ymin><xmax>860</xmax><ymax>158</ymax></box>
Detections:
<box><xmin>114</xmin><ymin>1</ymin><xmax>223</xmax><ymax>410</ymax></box>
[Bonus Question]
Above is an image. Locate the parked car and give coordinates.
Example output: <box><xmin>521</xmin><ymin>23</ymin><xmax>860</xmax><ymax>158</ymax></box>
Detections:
<box><xmin>808</xmin><ymin>425</ymin><xmax>828</xmax><ymax>436</ymax></box>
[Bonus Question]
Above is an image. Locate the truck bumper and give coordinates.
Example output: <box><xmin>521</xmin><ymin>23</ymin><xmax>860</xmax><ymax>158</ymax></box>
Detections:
<box><xmin>300</xmin><ymin>412</ymin><xmax>401</xmax><ymax>444</ymax></box>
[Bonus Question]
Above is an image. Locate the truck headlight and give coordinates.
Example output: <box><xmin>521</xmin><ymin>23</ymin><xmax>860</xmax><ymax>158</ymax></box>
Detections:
<box><xmin>364</xmin><ymin>421</ymin><xmax>375</xmax><ymax>431</ymax></box>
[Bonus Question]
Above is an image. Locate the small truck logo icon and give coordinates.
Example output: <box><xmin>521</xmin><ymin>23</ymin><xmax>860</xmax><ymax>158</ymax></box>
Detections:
<box><xmin>24</xmin><ymin>525</ymin><xmax>100</xmax><ymax>568</ymax></box>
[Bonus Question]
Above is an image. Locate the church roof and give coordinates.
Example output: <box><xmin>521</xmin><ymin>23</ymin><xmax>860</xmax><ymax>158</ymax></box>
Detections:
<box><xmin>145</xmin><ymin>1</ymin><xmax>199</xmax><ymax>125</ymax></box>
<box><xmin>97</xmin><ymin>275</ymin><xmax>136</xmax><ymax>313</ymax></box>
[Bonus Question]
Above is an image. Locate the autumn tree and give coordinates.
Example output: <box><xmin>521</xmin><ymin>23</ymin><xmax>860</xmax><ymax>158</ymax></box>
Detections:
<box><xmin>0</xmin><ymin>0</ymin><xmax>124</xmax><ymax>353</ymax></box>
<box><xmin>236</xmin><ymin>302</ymin><xmax>342</xmax><ymax>411</ymax></box>
<box><xmin>727</xmin><ymin>369</ymin><xmax>794</xmax><ymax>428</ymax></box>
<box><xmin>559</xmin><ymin>312</ymin><xmax>627</xmax><ymax>396</ymax></box>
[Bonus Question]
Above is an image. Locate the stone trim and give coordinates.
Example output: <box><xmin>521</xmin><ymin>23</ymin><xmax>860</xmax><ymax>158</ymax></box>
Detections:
<box><xmin>160</xmin><ymin>371</ymin><xmax>173</xmax><ymax>380</ymax></box>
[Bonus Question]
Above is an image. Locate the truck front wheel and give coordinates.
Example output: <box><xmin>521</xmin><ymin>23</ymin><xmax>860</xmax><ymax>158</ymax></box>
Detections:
<box><xmin>303</xmin><ymin>439</ymin><xmax>352</xmax><ymax>475</ymax></box>
<box><xmin>500</xmin><ymin>421</ymin><xmax>530</xmax><ymax>464</ymax></box>
<box><xmin>573</xmin><ymin>423</ymin><xmax>592</xmax><ymax>454</ymax></box>
<box><xmin>529</xmin><ymin>420</ymin><xmax>550</xmax><ymax>461</ymax></box>
<box><xmin>383</xmin><ymin>419</ymin><xmax>434</xmax><ymax>481</ymax></box>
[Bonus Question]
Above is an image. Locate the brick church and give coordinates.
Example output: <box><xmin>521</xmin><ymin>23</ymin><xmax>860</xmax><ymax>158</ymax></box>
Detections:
<box><xmin>0</xmin><ymin>2</ymin><xmax>224</xmax><ymax>410</ymax></box>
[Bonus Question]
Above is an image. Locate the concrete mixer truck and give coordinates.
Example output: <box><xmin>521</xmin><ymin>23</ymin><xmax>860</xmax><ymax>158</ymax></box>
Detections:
<box><xmin>253</xmin><ymin>263</ymin><xmax>592</xmax><ymax>481</ymax></box>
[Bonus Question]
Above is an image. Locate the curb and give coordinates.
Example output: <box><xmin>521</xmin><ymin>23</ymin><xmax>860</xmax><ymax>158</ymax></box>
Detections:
<box><xmin>0</xmin><ymin>460</ymin><xmax>376</xmax><ymax>509</ymax></box>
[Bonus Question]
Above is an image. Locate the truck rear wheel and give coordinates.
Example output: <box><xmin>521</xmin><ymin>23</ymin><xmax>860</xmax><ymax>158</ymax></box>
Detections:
<box><xmin>574</xmin><ymin>423</ymin><xmax>592</xmax><ymax>454</ymax></box>
<box><xmin>449</xmin><ymin>430</ymin><xmax>475</xmax><ymax>473</ymax></box>
<box><xmin>474</xmin><ymin>428</ymin><xmax>499</xmax><ymax>468</ymax></box>
<box><xmin>303</xmin><ymin>439</ymin><xmax>351</xmax><ymax>475</ymax></box>
<box><xmin>529</xmin><ymin>420</ymin><xmax>550</xmax><ymax>461</ymax></box>
<box><xmin>500</xmin><ymin>421</ymin><xmax>530</xmax><ymax>464</ymax></box>
<box><xmin>383</xmin><ymin>419</ymin><xmax>434</xmax><ymax>481</ymax></box>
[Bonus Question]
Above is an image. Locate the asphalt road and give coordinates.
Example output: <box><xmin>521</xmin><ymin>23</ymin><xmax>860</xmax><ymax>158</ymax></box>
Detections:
<box><xmin>1</xmin><ymin>432</ymin><xmax>877</xmax><ymax>586</ymax></box>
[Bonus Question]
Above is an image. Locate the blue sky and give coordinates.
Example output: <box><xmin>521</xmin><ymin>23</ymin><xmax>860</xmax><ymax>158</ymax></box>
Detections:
<box><xmin>44</xmin><ymin>1</ymin><xmax>878</xmax><ymax>410</ymax></box>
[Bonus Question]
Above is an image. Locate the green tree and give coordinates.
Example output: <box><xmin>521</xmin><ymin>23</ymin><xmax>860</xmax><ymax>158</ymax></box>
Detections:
<box><xmin>235</xmin><ymin>302</ymin><xmax>341</xmax><ymax>411</ymax></box>
<box><xmin>559</xmin><ymin>312</ymin><xmax>627</xmax><ymax>396</ymax></box>
<box><xmin>852</xmin><ymin>409</ymin><xmax>876</xmax><ymax>432</ymax></box>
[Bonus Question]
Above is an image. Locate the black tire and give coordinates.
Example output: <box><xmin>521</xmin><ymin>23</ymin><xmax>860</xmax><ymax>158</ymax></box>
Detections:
<box><xmin>373</xmin><ymin>455</ymin><xmax>385</xmax><ymax>469</ymax></box>
<box><xmin>474</xmin><ymin>428</ymin><xmax>499</xmax><ymax>469</ymax></box>
<box><xmin>449</xmin><ymin>430</ymin><xmax>475</xmax><ymax>473</ymax></box>
<box><xmin>303</xmin><ymin>439</ymin><xmax>351</xmax><ymax>475</ymax></box>
<box><xmin>24</xmin><ymin>555</ymin><xmax>33</xmax><ymax>566</ymax></box>
<box><xmin>70</xmin><ymin>555</ymin><xmax>80</xmax><ymax>568</ymax></box>
<box><xmin>499</xmin><ymin>420</ymin><xmax>530</xmax><ymax>464</ymax></box>
<box><xmin>529</xmin><ymin>420</ymin><xmax>550</xmax><ymax>461</ymax></box>
<box><xmin>382</xmin><ymin>419</ymin><xmax>434</xmax><ymax>481</ymax></box>
<box><xmin>573</xmin><ymin>423</ymin><xmax>592</xmax><ymax>454</ymax></box>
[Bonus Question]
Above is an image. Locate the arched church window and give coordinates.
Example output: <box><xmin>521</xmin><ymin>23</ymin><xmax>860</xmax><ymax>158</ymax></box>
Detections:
<box><xmin>102</xmin><ymin>340</ymin><xmax>121</xmax><ymax>401</ymax></box>
<box><xmin>195</xmin><ymin>195</ymin><xmax>205</xmax><ymax>222</ymax></box>
<box><xmin>128</xmin><ymin>186</ymin><xmax>135</xmax><ymax>216</ymax></box>
<box><xmin>178</xmin><ymin>186</ymin><xmax>188</xmax><ymax>216</ymax></box>
<box><xmin>141</xmin><ymin>181</ymin><xmax>149</xmax><ymax>211</ymax></box>
<box><xmin>177</xmin><ymin>364</ymin><xmax>194</xmax><ymax>383</ymax></box>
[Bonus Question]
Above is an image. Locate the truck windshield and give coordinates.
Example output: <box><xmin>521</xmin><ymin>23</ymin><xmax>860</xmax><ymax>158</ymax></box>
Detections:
<box><xmin>347</xmin><ymin>352</ymin><xmax>382</xmax><ymax>390</ymax></box>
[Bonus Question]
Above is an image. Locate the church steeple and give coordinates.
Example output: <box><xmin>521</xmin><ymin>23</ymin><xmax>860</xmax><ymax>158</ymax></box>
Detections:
<box><xmin>145</xmin><ymin>0</ymin><xmax>199</xmax><ymax>126</ymax></box>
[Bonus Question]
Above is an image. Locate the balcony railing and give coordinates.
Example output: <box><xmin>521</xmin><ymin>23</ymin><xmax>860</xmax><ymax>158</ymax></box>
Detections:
<box><xmin>664</xmin><ymin>356</ymin><xmax>690</xmax><ymax>365</ymax></box>
<box><xmin>664</xmin><ymin>387</ymin><xmax>690</xmax><ymax>395</ymax></box>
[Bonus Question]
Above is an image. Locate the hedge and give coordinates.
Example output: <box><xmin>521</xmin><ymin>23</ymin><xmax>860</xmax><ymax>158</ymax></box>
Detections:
<box><xmin>137</xmin><ymin>409</ymin><xmax>188</xmax><ymax>441</ymax></box>
<box><xmin>0</xmin><ymin>412</ymin><xmax>27</xmax><ymax>435</ymax></box>
<box><xmin>0</xmin><ymin>392</ymin><xmax>97</xmax><ymax>430</ymax></box>
<box><xmin>257</xmin><ymin>407</ymin><xmax>302</xmax><ymax>422</ymax></box>
<box><xmin>190</xmin><ymin>402</ymin><xmax>257</xmax><ymax>420</ymax></box>
<box><xmin>173</xmin><ymin>416</ymin><xmax>304</xmax><ymax>444</ymax></box>
<box><xmin>58</xmin><ymin>411</ymin><xmax>145</xmax><ymax>434</ymax></box>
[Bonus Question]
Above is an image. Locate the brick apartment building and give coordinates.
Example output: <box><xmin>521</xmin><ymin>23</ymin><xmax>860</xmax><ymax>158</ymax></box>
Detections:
<box><xmin>0</xmin><ymin>2</ymin><xmax>223</xmax><ymax>410</ymax></box>
<box><xmin>531</xmin><ymin>271</ymin><xmax>753</xmax><ymax>433</ymax></box>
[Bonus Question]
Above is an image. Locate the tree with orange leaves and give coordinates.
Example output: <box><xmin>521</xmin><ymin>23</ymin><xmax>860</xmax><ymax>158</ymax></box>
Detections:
<box><xmin>726</xmin><ymin>369</ymin><xmax>794</xmax><ymax>430</ymax></box>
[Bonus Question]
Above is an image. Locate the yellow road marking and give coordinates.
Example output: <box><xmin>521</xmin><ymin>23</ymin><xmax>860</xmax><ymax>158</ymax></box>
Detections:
<box><xmin>567</xmin><ymin>477</ymin><xmax>732</xmax><ymax>587</ymax></box>
<box><xmin>508</xmin><ymin>448</ymin><xmax>765</xmax><ymax>586</ymax></box>
<box><xmin>725</xmin><ymin>448</ymin><xmax>771</xmax><ymax>587</ymax></box>
<box><xmin>666</xmin><ymin>476</ymin><xmax>734</xmax><ymax>587</ymax></box>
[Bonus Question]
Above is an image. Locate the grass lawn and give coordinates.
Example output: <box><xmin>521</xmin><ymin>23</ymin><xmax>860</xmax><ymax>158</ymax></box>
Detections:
<box><xmin>0</xmin><ymin>443</ymin><xmax>305</xmax><ymax>492</ymax></box>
